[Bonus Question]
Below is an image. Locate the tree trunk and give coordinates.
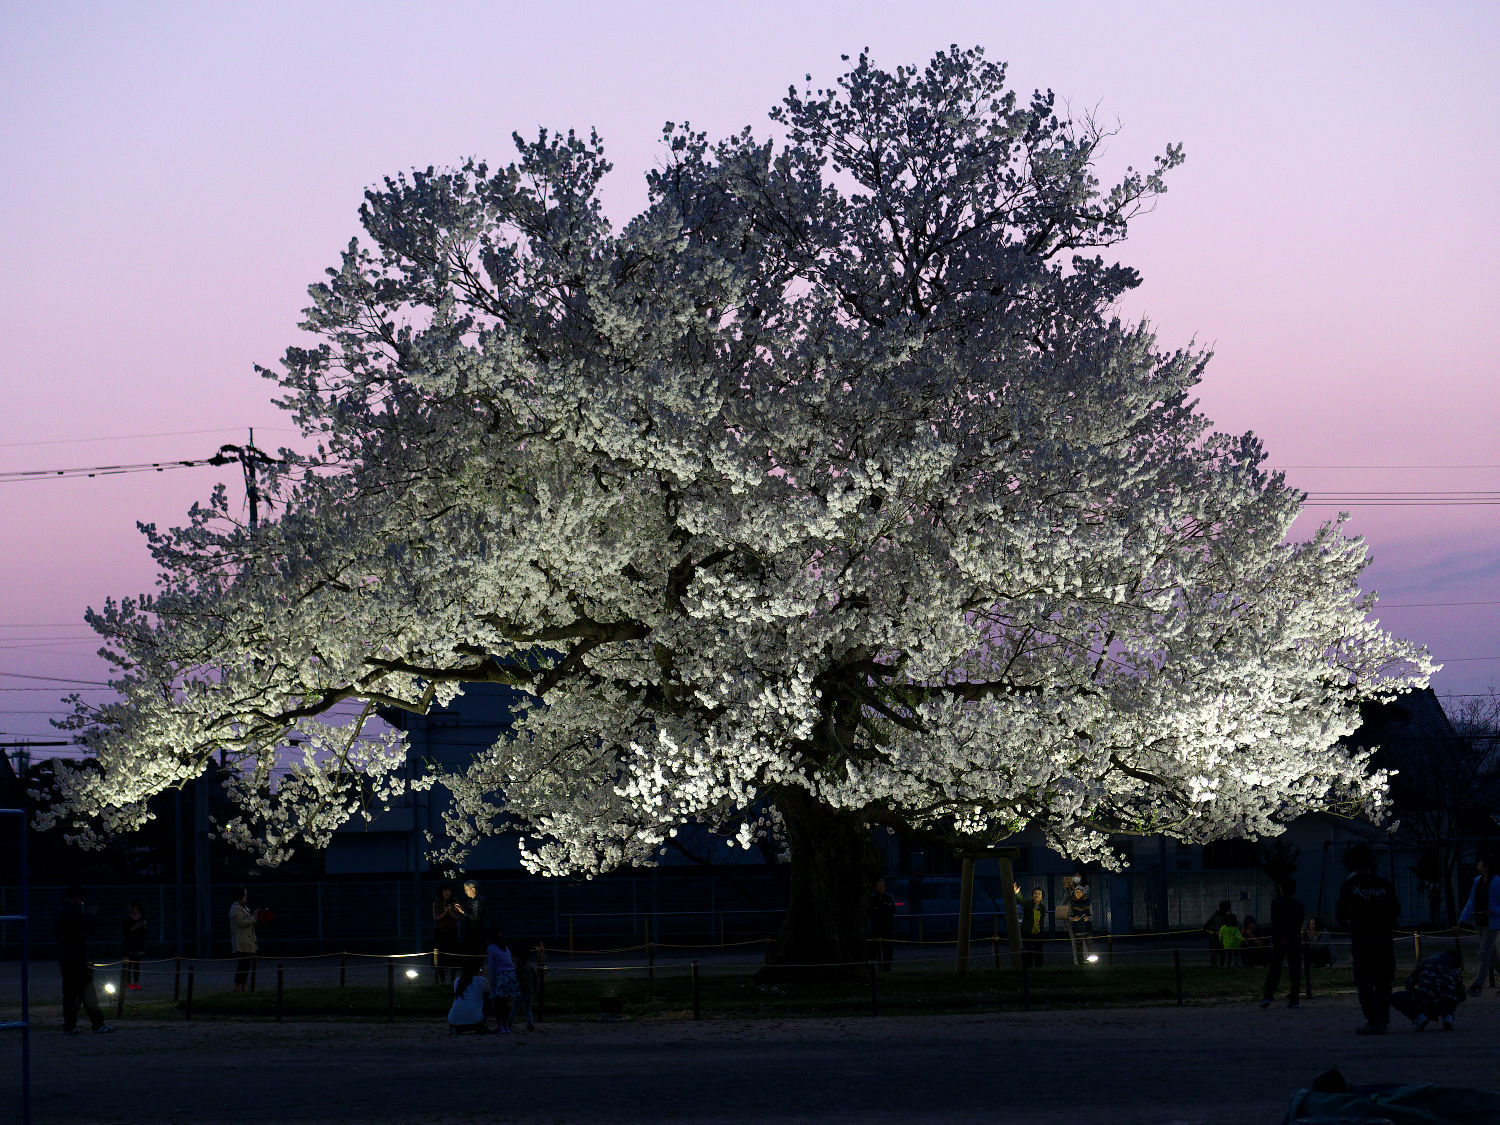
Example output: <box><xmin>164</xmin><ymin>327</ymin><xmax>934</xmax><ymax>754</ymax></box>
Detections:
<box><xmin>757</xmin><ymin>785</ymin><xmax>880</xmax><ymax>982</ymax></box>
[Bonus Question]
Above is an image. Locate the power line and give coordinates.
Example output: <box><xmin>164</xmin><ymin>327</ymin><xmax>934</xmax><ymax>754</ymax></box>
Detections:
<box><xmin>0</xmin><ymin>426</ymin><xmax>297</xmax><ymax>449</ymax></box>
<box><xmin>0</xmin><ymin>457</ymin><xmax>229</xmax><ymax>483</ymax></box>
<box><xmin>0</xmin><ymin>672</ymin><xmax>110</xmax><ymax>685</ymax></box>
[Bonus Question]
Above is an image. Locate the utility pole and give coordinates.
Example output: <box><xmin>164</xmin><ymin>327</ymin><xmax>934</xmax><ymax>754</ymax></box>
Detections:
<box><xmin>194</xmin><ymin>429</ymin><xmax>273</xmax><ymax>956</ymax></box>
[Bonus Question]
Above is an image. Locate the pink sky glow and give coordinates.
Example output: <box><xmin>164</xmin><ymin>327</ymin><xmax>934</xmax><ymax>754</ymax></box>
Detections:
<box><xmin>2</xmin><ymin>0</ymin><xmax>1496</xmax><ymax>751</ymax></box>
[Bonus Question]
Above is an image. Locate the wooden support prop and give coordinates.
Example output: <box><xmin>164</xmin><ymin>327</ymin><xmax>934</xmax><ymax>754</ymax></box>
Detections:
<box><xmin>956</xmin><ymin>854</ymin><xmax>976</xmax><ymax>974</ymax></box>
<box><xmin>997</xmin><ymin>853</ymin><xmax>1023</xmax><ymax>971</ymax></box>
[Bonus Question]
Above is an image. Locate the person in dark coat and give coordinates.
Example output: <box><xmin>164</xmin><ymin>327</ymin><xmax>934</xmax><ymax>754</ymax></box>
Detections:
<box><xmin>1336</xmin><ymin>843</ymin><xmax>1401</xmax><ymax>1035</ymax></box>
<box><xmin>1203</xmin><ymin>900</ymin><xmax>1233</xmax><ymax>967</ymax></box>
<box><xmin>1259</xmin><ymin>879</ymin><xmax>1306</xmax><ymax>1008</ymax></box>
<box><xmin>432</xmin><ymin>884</ymin><xmax>460</xmax><ymax>982</ymax></box>
<box><xmin>121</xmin><ymin>899</ymin><xmax>148</xmax><ymax>990</ymax></box>
<box><xmin>56</xmin><ymin>884</ymin><xmax>113</xmax><ymax>1035</ymax></box>
<box><xmin>1458</xmin><ymin>855</ymin><xmax>1500</xmax><ymax>997</ymax></box>
<box><xmin>868</xmin><ymin>878</ymin><xmax>896</xmax><ymax>971</ymax></box>
<box><xmin>453</xmin><ymin>879</ymin><xmax>488</xmax><ymax>962</ymax></box>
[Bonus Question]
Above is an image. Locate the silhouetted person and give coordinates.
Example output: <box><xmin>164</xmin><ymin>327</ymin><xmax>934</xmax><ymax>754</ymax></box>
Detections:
<box><xmin>453</xmin><ymin>879</ymin><xmax>487</xmax><ymax>961</ymax></box>
<box><xmin>432</xmin><ymin>884</ymin><xmax>460</xmax><ymax>983</ymax></box>
<box><xmin>1259</xmin><ymin>879</ymin><xmax>1305</xmax><ymax>1008</ymax></box>
<box><xmin>1336</xmin><ymin>843</ymin><xmax>1400</xmax><ymax>1035</ymax></box>
<box><xmin>121</xmin><ymin>899</ymin><xmax>147</xmax><ymax>990</ymax></box>
<box><xmin>56</xmin><ymin>884</ymin><xmax>112</xmax><ymax>1034</ymax></box>
<box><xmin>1458</xmin><ymin>855</ymin><xmax>1499</xmax><ymax>997</ymax></box>
<box><xmin>1203</xmin><ymin>900</ymin><xmax>1233</xmax><ymax>967</ymax></box>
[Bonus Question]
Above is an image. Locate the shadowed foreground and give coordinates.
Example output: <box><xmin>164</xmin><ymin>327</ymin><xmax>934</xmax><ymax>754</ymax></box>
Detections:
<box><xmin>9</xmin><ymin>999</ymin><xmax>1499</xmax><ymax>1124</ymax></box>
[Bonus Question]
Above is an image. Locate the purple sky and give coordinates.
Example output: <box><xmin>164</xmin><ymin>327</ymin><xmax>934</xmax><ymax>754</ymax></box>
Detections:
<box><xmin>2</xmin><ymin>1</ymin><xmax>1496</xmax><ymax>752</ymax></box>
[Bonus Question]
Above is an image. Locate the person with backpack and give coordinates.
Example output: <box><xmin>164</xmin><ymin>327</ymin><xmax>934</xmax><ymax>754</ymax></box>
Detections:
<box><xmin>1458</xmin><ymin>855</ymin><xmax>1499</xmax><ymax>997</ymax></box>
<box><xmin>1336</xmin><ymin>843</ymin><xmax>1401</xmax><ymax>1035</ymax></box>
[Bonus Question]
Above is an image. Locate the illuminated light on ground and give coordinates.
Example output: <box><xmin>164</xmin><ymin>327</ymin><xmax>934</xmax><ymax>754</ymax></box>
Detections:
<box><xmin>1086</xmin><ymin>954</ymin><xmax>1100</xmax><ymax>963</ymax></box>
<box><xmin>404</xmin><ymin>968</ymin><xmax>420</xmax><ymax>980</ymax></box>
<box><xmin>103</xmin><ymin>981</ymin><xmax>117</xmax><ymax>994</ymax></box>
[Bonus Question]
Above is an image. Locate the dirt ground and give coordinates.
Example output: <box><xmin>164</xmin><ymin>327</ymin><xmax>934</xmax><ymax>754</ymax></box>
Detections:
<box><xmin>6</xmin><ymin>997</ymin><xmax>1499</xmax><ymax>1125</ymax></box>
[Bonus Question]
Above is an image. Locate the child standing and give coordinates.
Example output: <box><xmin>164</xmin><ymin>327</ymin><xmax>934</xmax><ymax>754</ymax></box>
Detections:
<box><xmin>1219</xmin><ymin>913</ymin><xmax>1244</xmax><ymax>967</ymax></box>
<box><xmin>511</xmin><ymin>943</ymin><xmax>538</xmax><ymax>1032</ymax></box>
<box><xmin>486</xmin><ymin>931</ymin><xmax>520</xmax><ymax>1033</ymax></box>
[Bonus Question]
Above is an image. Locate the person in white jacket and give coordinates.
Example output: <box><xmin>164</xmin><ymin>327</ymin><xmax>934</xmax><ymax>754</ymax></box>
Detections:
<box><xmin>1458</xmin><ymin>855</ymin><xmax>1500</xmax><ymax>997</ymax></box>
<box><xmin>447</xmin><ymin>966</ymin><xmax>491</xmax><ymax>1034</ymax></box>
<box><xmin>228</xmin><ymin>888</ymin><xmax>260</xmax><ymax>994</ymax></box>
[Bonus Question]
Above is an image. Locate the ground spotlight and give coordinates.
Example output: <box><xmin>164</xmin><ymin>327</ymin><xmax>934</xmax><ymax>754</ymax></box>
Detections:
<box><xmin>405</xmin><ymin>968</ymin><xmax>420</xmax><ymax>980</ymax></box>
<box><xmin>1085</xmin><ymin>954</ymin><xmax>1100</xmax><ymax>964</ymax></box>
<box><xmin>103</xmin><ymin>981</ymin><xmax>118</xmax><ymax>994</ymax></box>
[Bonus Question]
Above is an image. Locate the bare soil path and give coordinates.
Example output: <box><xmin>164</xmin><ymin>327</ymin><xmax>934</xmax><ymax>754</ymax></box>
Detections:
<box><xmin>6</xmin><ymin>997</ymin><xmax>1499</xmax><ymax>1124</ymax></box>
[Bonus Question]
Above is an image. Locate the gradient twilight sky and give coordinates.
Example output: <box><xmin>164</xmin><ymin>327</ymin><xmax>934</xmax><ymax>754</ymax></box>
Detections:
<box><xmin>1</xmin><ymin>1</ymin><xmax>1497</xmax><ymax>752</ymax></box>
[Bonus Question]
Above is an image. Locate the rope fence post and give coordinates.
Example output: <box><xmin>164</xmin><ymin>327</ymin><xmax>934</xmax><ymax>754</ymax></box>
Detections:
<box><xmin>992</xmin><ymin>933</ymin><xmax>1001</xmax><ymax>972</ymax></box>
<box><xmin>275</xmin><ymin>965</ymin><xmax>284</xmax><ymax>1023</ymax></box>
<box><xmin>1413</xmin><ymin>931</ymin><xmax>1422</xmax><ymax>962</ymax></box>
<box><xmin>646</xmin><ymin>915</ymin><xmax>655</xmax><ymax>980</ymax></box>
<box><xmin>249</xmin><ymin>957</ymin><xmax>258</xmax><ymax>994</ymax></box>
<box><xmin>1107</xmin><ymin>934</ymin><xmax>1114</xmax><ymax>966</ymax></box>
<box><xmin>569</xmin><ymin>917</ymin><xmax>575</xmax><ymax>955</ymax></box>
<box><xmin>868</xmin><ymin>960</ymin><xmax>880</xmax><ymax>1017</ymax></box>
<box><xmin>1304</xmin><ymin>947</ymin><xmax>1313</xmax><ymax>1000</ymax></box>
<box><xmin>339</xmin><ymin>953</ymin><xmax>347</xmax><ymax>989</ymax></box>
<box><xmin>184</xmin><ymin>965</ymin><xmax>195</xmax><ymax>1021</ymax></box>
<box><xmin>173</xmin><ymin>957</ymin><xmax>181</xmax><ymax>1002</ymax></box>
<box><xmin>1173</xmin><ymin>947</ymin><xmax>1184</xmax><ymax>1007</ymax></box>
<box><xmin>1454</xmin><ymin>935</ymin><xmax>1464</xmax><ymax>972</ymax></box>
<box><xmin>387</xmin><ymin>960</ymin><xmax>395</xmax><ymax>1022</ymax></box>
<box><xmin>691</xmin><ymin>960</ymin><xmax>701</xmax><ymax>1021</ymax></box>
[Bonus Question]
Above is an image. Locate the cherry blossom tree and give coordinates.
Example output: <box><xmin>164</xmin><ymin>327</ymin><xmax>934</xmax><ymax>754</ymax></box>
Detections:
<box><xmin>48</xmin><ymin>48</ymin><xmax>1434</xmax><ymax>968</ymax></box>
